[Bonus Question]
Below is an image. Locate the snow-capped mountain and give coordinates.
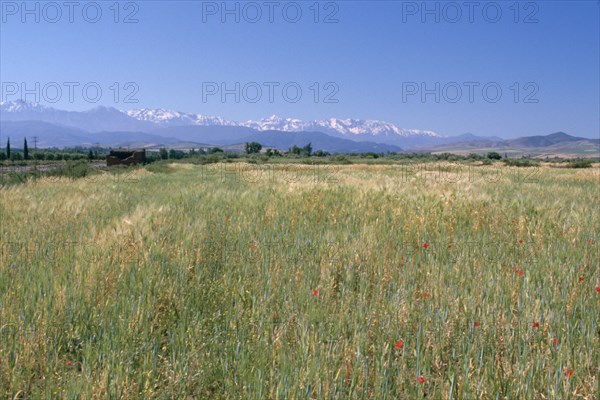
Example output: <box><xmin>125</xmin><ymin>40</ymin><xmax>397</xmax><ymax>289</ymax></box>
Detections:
<box><xmin>1</xmin><ymin>100</ymin><xmax>155</xmax><ymax>132</ymax></box>
<box><xmin>123</xmin><ymin>109</ymin><xmax>441</xmax><ymax>139</ymax></box>
<box><xmin>125</xmin><ymin>108</ymin><xmax>236</xmax><ymax>127</ymax></box>
<box><xmin>1</xmin><ymin>99</ymin><xmax>49</xmax><ymax>113</ymax></box>
<box><xmin>1</xmin><ymin>101</ymin><xmax>440</xmax><ymax>139</ymax></box>
<box><xmin>241</xmin><ymin>115</ymin><xmax>440</xmax><ymax>138</ymax></box>
<box><xmin>0</xmin><ymin>101</ymin><xmax>447</xmax><ymax>149</ymax></box>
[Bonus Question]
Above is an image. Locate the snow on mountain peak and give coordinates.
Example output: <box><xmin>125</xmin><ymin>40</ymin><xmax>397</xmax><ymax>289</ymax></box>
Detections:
<box><xmin>0</xmin><ymin>99</ymin><xmax>48</xmax><ymax>113</ymax></box>
<box><xmin>241</xmin><ymin>116</ymin><xmax>441</xmax><ymax>138</ymax></box>
<box><xmin>125</xmin><ymin>108</ymin><xmax>237</xmax><ymax>127</ymax></box>
<box><xmin>1</xmin><ymin>101</ymin><xmax>441</xmax><ymax>138</ymax></box>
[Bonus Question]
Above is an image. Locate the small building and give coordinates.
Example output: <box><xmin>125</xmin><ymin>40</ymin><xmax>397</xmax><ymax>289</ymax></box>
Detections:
<box><xmin>106</xmin><ymin>149</ymin><xmax>146</xmax><ymax>167</ymax></box>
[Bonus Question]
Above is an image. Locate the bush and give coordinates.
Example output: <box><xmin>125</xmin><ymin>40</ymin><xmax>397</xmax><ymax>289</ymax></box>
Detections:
<box><xmin>566</xmin><ymin>159</ymin><xmax>592</xmax><ymax>168</ymax></box>
<box><xmin>331</xmin><ymin>155</ymin><xmax>352</xmax><ymax>164</ymax></box>
<box><xmin>487</xmin><ymin>152</ymin><xmax>502</xmax><ymax>160</ymax></box>
<box><xmin>503</xmin><ymin>158</ymin><xmax>539</xmax><ymax>167</ymax></box>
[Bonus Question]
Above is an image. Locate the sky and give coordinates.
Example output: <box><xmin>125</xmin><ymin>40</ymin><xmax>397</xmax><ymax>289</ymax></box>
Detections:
<box><xmin>1</xmin><ymin>0</ymin><xmax>599</xmax><ymax>138</ymax></box>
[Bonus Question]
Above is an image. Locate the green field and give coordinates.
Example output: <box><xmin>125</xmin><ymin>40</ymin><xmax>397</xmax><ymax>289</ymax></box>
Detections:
<box><xmin>1</xmin><ymin>162</ymin><xmax>598</xmax><ymax>399</ymax></box>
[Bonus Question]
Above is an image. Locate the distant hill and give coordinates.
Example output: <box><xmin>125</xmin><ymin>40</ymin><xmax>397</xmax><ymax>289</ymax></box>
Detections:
<box><xmin>236</xmin><ymin>130</ymin><xmax>402</xmax><ymax>153</ymax></box>
<box><xmin>0</xmin><ymin>120</ymin><xmax>402</xmax><ymax>153</ymax></box>
<box><xmin>506</xmin><ymin>132</ymin><xmax>599</xmax><ymax>147</ymax></box>
<box><xmin>426</xmin><ymin>132</ymin><xmax>599</xmax><ymax>158</ymax></box>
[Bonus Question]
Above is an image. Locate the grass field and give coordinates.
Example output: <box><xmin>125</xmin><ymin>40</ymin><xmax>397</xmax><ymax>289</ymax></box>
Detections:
<box><xmin>1</xmin><ymin>162</ymin><xmax>598</xmax><ymax>399</ymax></box>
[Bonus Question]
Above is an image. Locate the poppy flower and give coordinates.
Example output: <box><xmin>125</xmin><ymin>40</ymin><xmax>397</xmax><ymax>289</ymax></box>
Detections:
<box><xmin>312</xmin><ymin>289</ymin><xmax>319</xmax><ymax>296</ymax></box>
<box><xmin>518</xmin><ymin>269</ymin><xmax>524</xmax><ymax>276</ymax></box>
<box><xmin>564</xmin><ymin>369</ymin><xmax>573</xmax><ymax>378</ymax></box>
<box><xmin>474</xmin><ymin>321</ymin><xmax>480</xmax><ymax>327</ymax></box>
<box><xmin>519</xmin><ymin>239</ymin><xmax>524</xmax><ymax>244</ymax></box>
<box><xmin>422</xmin><ymin>242</ymin><xmax>430</xmax><ymax>249</ymax></box>
<box><xmin>447</xmin><ymin>244</ymin><xmax>452</xmax><ymax>249</ymax></box>
<box><xmin>588</xmin><ymin>239</ymin><xmax>593</xmax><ymax>244</ymax></box>
<box><xmin>395</xmin><ymin>340</ymin><xmax>403</xmax><ymax>349</ymax></box>
<box><xmin>248</xmin><ymin>244</ymin><xmax>257</xmax><ymax>249</ymax></box>
<box><xmin>511</xmin><ymin>220</ymin><xmax>516</xmax><ymax>224</ymax></box>
<box><xmin>389</xmin><ymin>244</ymin><xmax>395</xmax><ymax>249</ymax></box>
<box><xmin>418</xmin><ymin>376</ymin><xmax>426</xmax><ymax>383</ymax></box>
<box><xmin>422</xmin><ymin>293</ymin><xmax>431</xmax><ymax>299</ymax></box>
<box><xmin>596</xmin><ymin>287</ymin><xmax>600</xmax><ymax>293</ymax></box>
<box><xmin>552</xmin><ymin>338</ymin><xmax>558</xmax><ymax>345</ymax></box>
<box><xmin>65</xmin><ymin>361</ymin><xmax>72</xmax><ymax>366</ymax></box>
<box><xmin>533</xmin><ymin>322</ymin><xmax>540</xmax><ymax>328</ymax></box>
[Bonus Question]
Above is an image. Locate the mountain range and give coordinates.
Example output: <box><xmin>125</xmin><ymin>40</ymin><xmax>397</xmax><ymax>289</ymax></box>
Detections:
<box><xmin>0</xmin><ymin>101</ymin><xmax>597</xmax><ymax>156</ymax></box>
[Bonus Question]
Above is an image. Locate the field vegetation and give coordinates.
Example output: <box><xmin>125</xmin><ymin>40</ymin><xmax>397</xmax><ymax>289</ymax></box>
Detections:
<box><xmin>1</xmin><ymin>161</ymin><xmax>598</xmax><ymax>398</ymax></box>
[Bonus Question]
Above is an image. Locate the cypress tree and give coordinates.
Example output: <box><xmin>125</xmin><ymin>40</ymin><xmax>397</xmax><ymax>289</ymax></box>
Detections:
<box><xmin>24</xmin><ymin>138</ymin><xmax>29</xmax><ymax>160</ymax></box>
<box><xmin>6</xmin><ymin>138</ymin><xmax>10</xmax><ymax>159</ymax></box>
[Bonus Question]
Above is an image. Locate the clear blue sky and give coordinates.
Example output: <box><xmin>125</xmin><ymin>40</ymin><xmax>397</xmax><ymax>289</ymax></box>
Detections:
<box><xmin>1</xmin><ymin>0</ymin><xmax>598</xmax><ymax>138</ymax></box>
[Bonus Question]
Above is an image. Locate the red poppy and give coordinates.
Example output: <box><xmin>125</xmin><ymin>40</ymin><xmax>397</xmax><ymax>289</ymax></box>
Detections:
<box><xmin>519</xmin><ymin>239</ymin><xmax>524</xmax><ymax>244</ymax></box>
<box><xmin>447</xmin><ymin>244</ymin><xmax>452</xmax><ymax>249</ymax></box>
<box><xmin>474</xmin><ymin>321</ymin><xmax>480</xmax><ymax>327</ymax></box>
<box><xmin>552</xmin><ymin>338</ymin><xmax>558</xmax><ymax>345</ymax></box>
<box><xmin>248</xmin><ymin>244</ymin><xmax>257</xmax><ymax>249</ymax></box>
<box><xmin>401</xmin><ymin>257</ymin><xmax>405</xmax><ymax>261</ymax></box>
<box><xmin>596</xmin><ymin>287</ymin><xmax>600</xmax><ymax>293</ymax></box>
<box><xmin>511</xmin><ymin>220</ymin><xmax>516</xmax><ymax>224</ymax></box>
<box><xmin>418</xmin><ymin>376</ymin><xmax>426</xmax><ymax>383</ymax></box>
<box><xmin>422</xmin><ymin>293</ymin><xmax>431</xmax><ymax>299</ymax></box>
<box><xmin>65</xmin><ymin>361</ymin><xmax>72</xmax><ymax>366</ymax></box>
<box><xmin>312</xmin><ymin>289</ymin><xmax>319</xmax><ymax>296</ymax></box>
<box><xmin>564</xmin><ymin>369</ymin><xmax>573</xmax><ymax>378</ymax></box>
<box><xmin>518</xmin><ymin>269</ymin><xmax>524</xmax><ymax>276</ymax></box>
<box><xmin>588</xmin><ymin>239</ymin><xmax>593</xmax><ymax>244</ymax></box>
<box><xmin>389</xmin><ymin>244</ymin><xmax>395</xmax><ymax>249</ymax></box>
<box><xmin>395</xmin><ymin>340</ymin><xmax>403</xmax><ymax>349</ymax></box>
<box><xmin>422</xmin><ymin>242</ymin><xmax>430</xmax><ymax>249</ymax></box>
<box><xmin>533</xmin><ymin>322</ymin><xmax>540</xmax><ymax>328</ymax></box>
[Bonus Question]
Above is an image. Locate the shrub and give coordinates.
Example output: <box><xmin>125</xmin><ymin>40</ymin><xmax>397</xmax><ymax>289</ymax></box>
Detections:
<box><xmin>503</xmin><ymin>158</ymin><xmax>539</xmax><ymax>167</ymax></box>
<box><xmin>566</xmin><ymin>159</ymin><xmax>592</xmax><ymax>168</ymax></box>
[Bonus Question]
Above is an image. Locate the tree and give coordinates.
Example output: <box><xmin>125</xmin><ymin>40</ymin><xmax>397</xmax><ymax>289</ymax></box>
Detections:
<box><xmin>88</xmin><ymin>150</ymin><xmax>94</xmax><ymax>160</ymax></box>
<box><xmin>23</xmin><ymin>138</ymin><xmax>29</xmax><ymax>160</ymax></box>
<box><xmin>266</xmin><ymin>148</ymin><xmax>282</xmax><ymax>157</ymax></box>
<box><xmin>208</xmin><ymin>147</ymin><xmax>224</xmax><ymax>154</ymax></box>
<box><xmin>487</xmin><ymin>151</ymin><xmax>502</xmax><ymax>160</ymax></box>
<box><xmin>159</xmin><ymin>148</ymin><xmax>168</xmax><ymax>160</ymax></box>
<box><xmin>289</xmin><ymin>145</ymin><xmax>301</xmax><ymax>155</ymax></box>
<box><xmin>302</xmin><ymin>143</ymin><xmax>312</xmax><ymax>157</ymax></box>
<box><xmin>6</xmin><ymin>138</ymin><xmax>10</xmax><ymax>159</ymax></box>
<box><xmin>245</xmin><ymin>142</ymin><xmax>262</xmax><ymax>155</ymax></box>
<box><xmin>0</xmin><ymin>151</ymin><xmax>6</xmax><ymax>161</ymax></box>
<box><xmin>169</xmin><ymin>149</ymin><xmax>184</xmax><ymax>159</ymax></box>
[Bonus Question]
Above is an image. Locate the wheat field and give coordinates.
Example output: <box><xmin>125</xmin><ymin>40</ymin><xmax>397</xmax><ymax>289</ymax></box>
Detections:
<box><xmin>1</xmin><ymin>162</ymin><xmax>598</xmax><ymax>399</ymax></box>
